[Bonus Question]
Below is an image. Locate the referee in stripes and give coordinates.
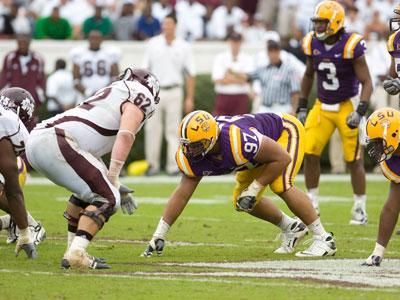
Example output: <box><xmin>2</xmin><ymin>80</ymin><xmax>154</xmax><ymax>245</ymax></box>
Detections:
<box><xmin>230</xmin><ymin>40</ymin><xmax>300</xmax><ymax>115</ymax></box>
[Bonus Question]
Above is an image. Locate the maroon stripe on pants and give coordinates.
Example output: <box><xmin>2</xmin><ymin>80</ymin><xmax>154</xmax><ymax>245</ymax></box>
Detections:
<box><xmin>352</xmin><ymin>133</ymin><xmax>360</xmax><ymax>162</ymax></box>
<box><xmin>55</xmin><ymin>128</ymin><xmax>115</xmax><ymax>204</ymax></box>
<box><xmin>45</xmin><ymin>116</ymin><xmax>118</xmax><ymax>136</ymax></box>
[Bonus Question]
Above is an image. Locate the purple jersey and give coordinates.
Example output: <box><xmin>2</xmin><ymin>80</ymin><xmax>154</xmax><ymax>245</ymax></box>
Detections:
<box><xmin>302</xmin><ymin>31</ymin><xmax>366</xmax><ymax>104</ymax></box>
<box><xmin>175</xmin><ymin>113</ymin><xmax>283</xmax><ymax>177</ymax></box>
<box><xmin>387</xmin><ymin>30</ymin><xmax>400</xmax><ymax>76</ymax></box>
<box><xmin>380</xmin><ymin>155</ymin><xmax>400</xmax><ymax>183</ymax></box>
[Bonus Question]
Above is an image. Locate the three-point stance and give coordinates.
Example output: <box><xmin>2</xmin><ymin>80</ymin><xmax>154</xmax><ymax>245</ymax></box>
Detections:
<box><xmin>143</xmin><ymin>110</ymin><xmax>337</xmax><ymax>258</ymax></box>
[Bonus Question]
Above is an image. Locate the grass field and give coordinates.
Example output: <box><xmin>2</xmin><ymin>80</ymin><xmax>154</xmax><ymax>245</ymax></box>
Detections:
<box><xmin>1</xmin><ymin>175</ymin><xmax>400</xmax><ymax>299</ymax></box>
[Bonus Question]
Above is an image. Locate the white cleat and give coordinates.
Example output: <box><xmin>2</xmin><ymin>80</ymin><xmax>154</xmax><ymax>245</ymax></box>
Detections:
<box><xmin>29</xmin><ymin>222</ymin><xmax>46</xmax><ymax>246</ymax></box>
<box><xmin>295</xmin><ymin>232</ymin><xmax>337</xmax><ymax>257</ymax></box>
<box><xmin>274</xmin><ymin>218</ymin><xmax>308</xmax><ymax>254</ymax></box>
<box><xmin>65</xmin><ymin>249</ymin><xmax>110</xmax><ymax>269</ymax></box>
<box><xmin>349</xmin><ymin>204</ymin><xmax>368</xmax><ymax>225</ymax></box>
<box><xmin>361</xmin><ymin>254</ymin><xmax>382</xmax><ymax>266</ymax></box>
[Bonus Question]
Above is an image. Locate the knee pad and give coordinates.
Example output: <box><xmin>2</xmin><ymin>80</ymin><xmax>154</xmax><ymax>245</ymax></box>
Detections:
<box><xmin>63</xmin><ymin>211</ymin><xmax>80</xmax><ymax>225</ymax></box>
<box><xmin>81</xmin><ymin>202</ymin><xmax>116</xmax><ymax>229</ymax></box>
<box><xmin>69</xmin><ymin>195</ymin><xmax>89</xmax><ymax>209</ymax></box>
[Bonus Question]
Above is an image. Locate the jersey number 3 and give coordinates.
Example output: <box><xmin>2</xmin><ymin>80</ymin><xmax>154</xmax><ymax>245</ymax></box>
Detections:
<box><xmin>318</xmin><ymin>62</ymin><xmax>339</xmax><ymax>91</ymax></box>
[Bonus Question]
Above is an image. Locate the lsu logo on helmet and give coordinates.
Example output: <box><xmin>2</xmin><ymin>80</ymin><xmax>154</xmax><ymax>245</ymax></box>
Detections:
<box><xmin>311</xmin><ymin>0</ymin><xmax>345</xmax><ymax>41</ymax></box>
<box><xmin>179</xmin><ymin>110</ymin><xmax>219</xmax><ymax>161</ymax></box>
<box><xmin>366</xmin><ymin>108</ymin><xmax>400</xmax><ymax>163</ymax></box>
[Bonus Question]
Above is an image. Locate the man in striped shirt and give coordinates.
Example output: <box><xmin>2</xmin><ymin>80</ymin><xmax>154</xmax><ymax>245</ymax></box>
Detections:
<box><xmin>232</xmin><ymin>40</ymin><xmax>300</xmax><ymax>115</ymax></box>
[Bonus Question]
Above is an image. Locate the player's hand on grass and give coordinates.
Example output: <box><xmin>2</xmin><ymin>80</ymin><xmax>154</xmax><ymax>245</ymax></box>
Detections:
<box><xmin>383</xmin><ymin>77</ymin><xmax>400</xmax><ymax>95</ymax></box>
<box><xmin>15</xmin><ymin>236</ymin><xmax>37</xmax><ymax>259</ymax></box>
<box><xmin>141</xmin><ymin>237</ymin><xmax>165</xmax><ymax>257</ymax></box>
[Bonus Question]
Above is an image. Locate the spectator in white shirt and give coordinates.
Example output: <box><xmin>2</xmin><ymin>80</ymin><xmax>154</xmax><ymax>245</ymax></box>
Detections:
<box><xmin>46</xmin><ymin>58</ymin><xmax>77</xmax><ymax>117</ymax></box>
<box><xmin>238</xmin><ymin>13</ymin><xmax>266</xmax><ymax>44</ymax></box>
<box><xmin>212</xmin><ymin>32</ymin><xmax>253</xmax><ymax>115</ymax></box>
<box><xmin>345</xmin><ymin>6</ymin><xmax>364</xmax><ymax>34</ymax></box>
<box><xmin>208</xmin><ymin>0</ymin><xmax>246</xmax><ymax>40</ymax></box>
<box><xmin>143</xmin><ymin>13</ymin><xmax>196</xmax><ymax>175</ymax></box>
<box><xmin>152</xmin><ymin>0</ymin><xmax>172</xmax><ymax>23</ymax></box>
<box><xmin>175</xmin><ymin>0</ymin><xmax>206</xmax><ymax>41</ymax></box>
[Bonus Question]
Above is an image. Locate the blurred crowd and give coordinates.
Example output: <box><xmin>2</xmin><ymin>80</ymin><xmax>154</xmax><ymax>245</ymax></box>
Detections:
<box><xmin>0</xmin><ymin>0</ymin><xmax>397</xmax><ymax>42</ymax></box>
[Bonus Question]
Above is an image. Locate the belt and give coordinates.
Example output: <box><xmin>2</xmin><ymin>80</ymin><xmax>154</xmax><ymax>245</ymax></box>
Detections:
<box><xmin>160</xmin><ymin>84</ymin><xmax>180</xmax><ymax>90</ymax></box>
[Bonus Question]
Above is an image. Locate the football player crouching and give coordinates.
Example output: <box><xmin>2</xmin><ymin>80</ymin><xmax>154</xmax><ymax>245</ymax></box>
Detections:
<box><xmin>143</xmin><ymin>110</ymin><xmax>337</xmax><ymax>258</ymax></box>
<box><xmin>363</xmin><ymin>108</ymin><xmax>400</xmax><ymax>266</ymax></box>
<box><xmin>26</xmin><ymin>68</ymin><xmax>160</xmax><ymax>269</ymax></box>
<box><xmin>0</xmin><ymin>157</ymin><xmax>46</xmax><ymax>246</ymax></box>
<box><xmin>0</xmin><ymin>87</ymin><xmax>43</xmax><ymax>258</ymax></box>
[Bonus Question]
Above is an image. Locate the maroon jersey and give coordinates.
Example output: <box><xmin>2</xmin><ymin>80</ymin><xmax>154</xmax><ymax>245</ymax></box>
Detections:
<box><xmin>176</xmin><ymin>113</ymin><xmax>283</xmax><ymax>177</ymax></box>
<box><xmin>302</xmin><ymin>31</ymin><xmax>366</xmax><ymax>104</ymax></box>
<box><xmin>0</xmin><ymin>50</ymin><xmax>45</xmax><ymax>106</ymax></box>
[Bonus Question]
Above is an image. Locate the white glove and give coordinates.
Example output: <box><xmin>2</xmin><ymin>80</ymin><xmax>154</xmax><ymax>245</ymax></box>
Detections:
<box><xmin>383</xmin><ymin>77</ymin><xmax>400</xmax><ymax>95</ymax></box>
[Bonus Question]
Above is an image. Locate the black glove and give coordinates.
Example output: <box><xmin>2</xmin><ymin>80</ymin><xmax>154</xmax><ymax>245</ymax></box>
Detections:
<box><xmin>296</xmin><ymin>97</ymin><xmax>308</xmax><ymax>124</ymax></box>
<box><xmin>383</xmin><ymin>77</ymin><xmax>400</xmax><ymax>95</ymax></box>
<box><xmin>346</xmin><ymin>101</ymin><xmax>368</xmax><ymax>129</ymax></box>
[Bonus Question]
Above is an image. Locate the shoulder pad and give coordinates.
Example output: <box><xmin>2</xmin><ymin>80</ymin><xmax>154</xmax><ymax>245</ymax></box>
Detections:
<box><xmin>302</xmin><ymin>31</ymin><xmax>314</xmax><ymax>56</ymax></box>
<box><xmin>343</xmin><ymin>33</ymin><xmax>364</xmax><ymax>59</ymax></box>
<box><xmin>387</xmin><ymin>31</ymin><xmax>400</xmax><ymax>54</ymax></box>
<box><xmin>228</xmin><ymin>124</ymin><xmax>248</xmax><ymax>165</ymax></box>
<box><xmin>380</xmin><ymin>161</ymin><xmax>400</xmax><ymax>183</ymax></box>
<box><xmin>175</xmin><ymin>146</ymin><xmax>195</xmax><ymax>177</ymax></box>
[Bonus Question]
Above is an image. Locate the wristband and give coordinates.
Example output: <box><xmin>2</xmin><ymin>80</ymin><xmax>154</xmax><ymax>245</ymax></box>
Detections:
<box><xmin>356</xmin><ymin>101</ymin><xmax>368</xmax><ymax>116</ymax></box>
<box><xmin>247</xmin><ymin>180</ymin><xmax>264</xmax><ymax>196</ymax></box>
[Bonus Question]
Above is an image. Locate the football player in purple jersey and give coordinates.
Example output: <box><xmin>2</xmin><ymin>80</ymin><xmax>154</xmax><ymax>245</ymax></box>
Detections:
<box><xmin>363</xmin><ymin>108</ymin><xmax>400</xmax><ymax>266</ymax></box>
<box><xmin>298</xmin><ymin>1</ymin><xmax>373</xmax><ymax>225</ymax></box>
<box><xmin>143</xmin><ymin>110</ymin><xmax>337</xmax><ymax>257</ymax></box>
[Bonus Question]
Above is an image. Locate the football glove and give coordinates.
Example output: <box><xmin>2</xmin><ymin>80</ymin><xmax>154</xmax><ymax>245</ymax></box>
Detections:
<box><xmin>141</xmin><ymin>237</ymin><xmax>165</xmax><ymax>257</ymax></box>
<box><xmin>297</xmin><ymin>108</ymin><xmax>308</xmax><ymax>125</ymax></box>
<box><xmin>361</xmin><ymin>254</ymin><xmax>382</xmax><ymax>266</ymax></box>
<box><xmin>383</xmin><ymin>77</ymin><xmax>400</xmax><ymax>95</ymax></box>
<box><xmin>346</xmin><ymin>101</ymin><xmax>368</xmax><ymax>129</ymax></box>
<box><xmin>119</xmin><ymin>184</ymin><xmax>138</xmax><ymax>215</ymax></box>
<box><xmin>236</xmin><ymin>180</ymin><xmax>263</xmax><ymax>212</ymax></box>
<box><xmin>15</xmin><ymin>235</ymin><xmax>38</xmax><ymax>259</ymax></box>
<box><xmin>296</xmin><ymin>97</ymin><xmax>308</xmax><ymax>124</ymax></box>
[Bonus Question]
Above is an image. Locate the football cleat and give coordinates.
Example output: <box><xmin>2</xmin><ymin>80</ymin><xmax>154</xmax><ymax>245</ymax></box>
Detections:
<box><xmin>6</xmin><ymin>220</ymin><xmax>18</xmax><ymax>244</ymax></box>
<box><xmin>15</xmin><ymin>235</ymin><xmax>38</xmax><ymax>259</ymax></box>
<box><xmin>361</xmin><ymin>254</ymin><xmax>382</xmax><ymax>267</ymax></box>
<box><xmin>274</xmin><ymin>218</ymin><xmax>308</xmax><ymax>254</ymax></box>
<box><xmin>349</xmin><ymin>204</ymin><xmax>368</xmax><ymax>225</ymax></box>
<box><xmin>61</xmin><ymin>255</ymin><xmax>107</xmax><ymax>269</ymax></box>
<box><xmin>141</xmin><ymin>238</ymin><xmax>165</xmax><ymax>257</ymax></box>
<box><xmin>64</xmin><ymin>249</ymin><xmax>110</xmax><ymax>269</ymax></box>
<box><xmin>30</xmin><ymin>222</ymin><xmax>46</xmax><ymax>246</ymax></box>
<box><xmin>295</xmin><ymin>232</ymin><xmax>337</xmax><ymax>257</ymax></box>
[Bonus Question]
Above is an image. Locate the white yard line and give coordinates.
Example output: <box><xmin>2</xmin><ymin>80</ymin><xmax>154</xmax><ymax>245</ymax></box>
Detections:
<box><xmin>26</xmin><ymin>174</ymin><xmax>387</xmax><ymax>186</ymax></box>
<box><xmin>162</xmin><ymin>259</ymin><xmax>400</xmax><ymax>288</ymax></box>
<box><xmin>0</xmin><ymin>268</ymin><xmax>397</xmax><ymax>292</ymax></box>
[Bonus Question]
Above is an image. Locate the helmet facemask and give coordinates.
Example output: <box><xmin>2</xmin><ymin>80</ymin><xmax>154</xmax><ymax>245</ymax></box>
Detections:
<box><xmin>312</xmin><ymin>18</ymin><xmax>330</xmax><ymax>40</ymax></box>
<box><xmin>366</xmin><ymin>138</ymin><xmax>395</xmax><ymax>163</ymax></box>
<box><xmin>390</xmin><ymin>5</ymin><xmax>400</xmax><ymax>32</ymax></box>
<box><xmin>181</xmin><ymin>137</ymin><xmax>214</xmax><ymax>162</ymax></box>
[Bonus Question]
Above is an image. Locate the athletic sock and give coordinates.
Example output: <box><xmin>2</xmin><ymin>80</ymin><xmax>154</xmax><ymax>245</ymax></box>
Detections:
<box><xmin>69</xmin><ymin>236</ymin><xmax>90</xmax><ymax>252</ymax></box>
<box><xmin>307</xmin><ymin>187</ymin><xmax>319</xmax><ymax>203</ymax></box>
<box><xmin>67</xmin><ymin>232</ymin><xmax>75</xmax><ymax>249</ymax></box>
<box><xmin>372</xmin><ymin>242</ymin><xmax>385</xmax><ymax>257</ymax></box>
<box><xmin>354</xmin><ymin>194</ymin><xmax>366</xmax><ymax>210</ymax></box>
<box><xmin>154</xmin><ymin>217</ymin><xmax>170</xmax><ymax>239</ymax></box>
<box><xmin>307</xmin><ymin>218</ymin><xmax>327</xmax><ymax>237</ymax></box>
<box><xmin>277</xmin><ymin>212</ymin><xmax>295</xmax><ymax>230</ymax></box>
<box><xmin>0</xmin><ymin>214</ymin><xmax>11</xmax><ymax>230</ymax></box>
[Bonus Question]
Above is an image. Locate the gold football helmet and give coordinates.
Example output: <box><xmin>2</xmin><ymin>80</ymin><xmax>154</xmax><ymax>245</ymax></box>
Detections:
<box><xmin>311</xmin><ymin>0</ymin><xmax>345</xmax><ymax>40</ymax></box>
<box><xmin>179</xmin><ymin>110</ymin><xmax>219</xmax><ymax>161</ymax></box>
<box><xmin>366</xmin><ymin>108</ymin><xmax>400</xmax><ymax>163</ymax></box>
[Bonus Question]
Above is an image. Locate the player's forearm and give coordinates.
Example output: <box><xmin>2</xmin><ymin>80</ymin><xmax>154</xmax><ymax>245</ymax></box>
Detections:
<box><xmin>256</xmin><ymin>158</ymin><xmax>291</xmax><ymax>187</ymax></box>
<box><xmin>108</xmin><ymin>133</ymin><xmax>135</xmax><ymax>186</ymax></box>
<box><xmin>300</xmin><ymin>73</ymin><xmax>314</xmax><ymax>100</ymax></box>
<box><xmin>162</xmin><ymin>192</ymin><xmax>191</xmax><ymax>226</ymax></box>
<box><xmin>359</xmin><ymin>79</ymin><xmax>373</xmax><ymax>104</ymax></box>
